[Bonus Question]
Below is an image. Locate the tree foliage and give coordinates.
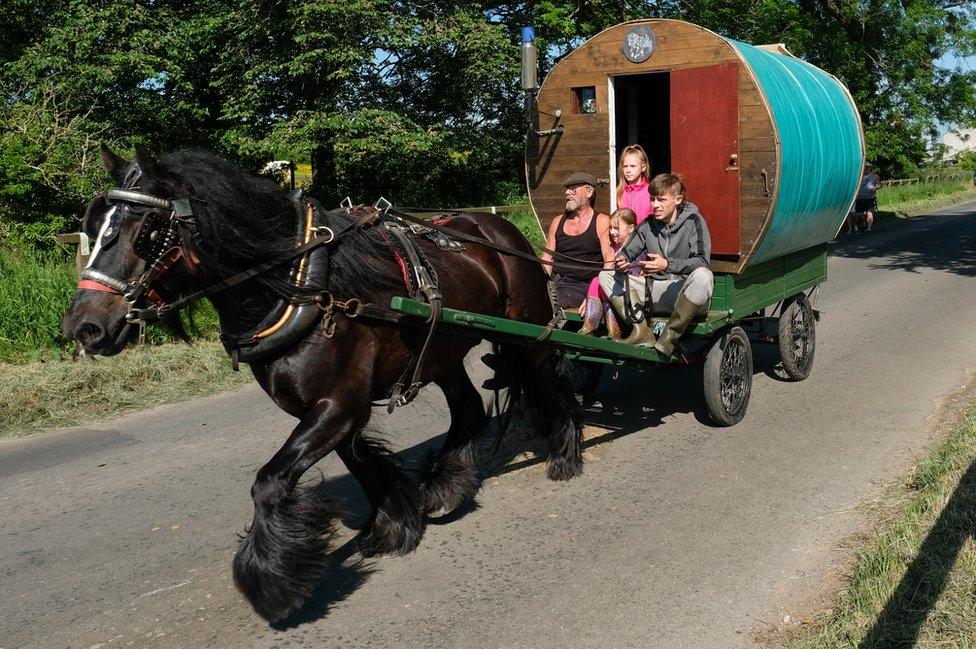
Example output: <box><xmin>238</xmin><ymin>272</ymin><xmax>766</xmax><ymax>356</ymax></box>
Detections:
<box><xmin>1</xmin><ymin>0</ymin><xmax>974</xmax><ymax>246</ymax></box>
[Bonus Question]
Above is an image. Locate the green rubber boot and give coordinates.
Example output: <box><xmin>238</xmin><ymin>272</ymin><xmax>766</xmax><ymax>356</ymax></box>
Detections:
<box><xmin>609</xmin><ymin>294</ymin><xmax>656</xmax><ymax>346</ymax></box>
<box><xmin>654</xmin><ymin>294</ymin><xmax>701</xmax><ymax>357</ymax></box>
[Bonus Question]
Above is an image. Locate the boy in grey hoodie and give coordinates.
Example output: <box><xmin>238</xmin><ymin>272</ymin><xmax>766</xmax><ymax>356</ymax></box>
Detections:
<box><xmin>598</xmin><ymin>173</ymin><xmax>714</xmax><ymax>355</ymax></box>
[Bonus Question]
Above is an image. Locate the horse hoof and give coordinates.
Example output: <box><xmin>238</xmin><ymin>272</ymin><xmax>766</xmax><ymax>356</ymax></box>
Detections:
<box><xmin>421</xmin><ymin>445</ymin><xmax>480</xmax><ymax>518</ymax></box>
<box><xmin>357</xmin><ymin>522</ymin><xmax>423</xmax><ymax>557</ymax></box>
<box><xmin>426</xmin><ymin>506</ymin><xmax>451</xmax><ymax>519</ymax></box>
<box><xmin>356</xmin><ymin>501</ymin><xmax>426</xmax><ymax>557</ymax></box>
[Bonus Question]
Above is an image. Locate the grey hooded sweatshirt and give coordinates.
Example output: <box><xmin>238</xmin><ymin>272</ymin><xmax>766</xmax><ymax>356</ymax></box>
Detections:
<box><xmin>617</xmin><ymin>201</ymin><xmax>712</xmax><ymax>281</ymax></box>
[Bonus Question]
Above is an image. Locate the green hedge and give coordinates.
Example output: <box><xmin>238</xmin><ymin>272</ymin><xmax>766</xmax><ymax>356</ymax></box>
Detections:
<box><xmin>0</xmin><ymin>248</ymin><xmax>77</xmax><ymax>362</ymax></box>
<box><xmin>0</xmin><ymin>248</ymin><xmax>221</xmax><ymax>364</ymax></box>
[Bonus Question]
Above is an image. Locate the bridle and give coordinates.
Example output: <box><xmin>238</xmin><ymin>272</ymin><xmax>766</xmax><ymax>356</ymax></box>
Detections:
<box><xmin>79</xmin><ymin>188</ymin><xmax>199</xmax><ymax>325</ymax></box>
<box><xmin>78</xmin><ymin>187</ymin><xmax>363</xmax><ymax>327</ymax></box>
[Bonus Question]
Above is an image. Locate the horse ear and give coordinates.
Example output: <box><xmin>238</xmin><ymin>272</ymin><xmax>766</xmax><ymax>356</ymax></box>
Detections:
<box><xmin>133</xmin><ymin>143</ymin><xmax>161</xmax><ymax>176</ymax></box>
<box><xmin>99</xmin><ymin>144</ymin><xmax>130</xmax><ymax>185</ymax></box>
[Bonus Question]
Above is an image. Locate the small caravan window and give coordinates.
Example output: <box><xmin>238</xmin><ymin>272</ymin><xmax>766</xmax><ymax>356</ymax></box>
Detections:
<box><xmin>573</xmin><ymin>87</ymin><xmax>597</xmax><ymax>114</ymax></box>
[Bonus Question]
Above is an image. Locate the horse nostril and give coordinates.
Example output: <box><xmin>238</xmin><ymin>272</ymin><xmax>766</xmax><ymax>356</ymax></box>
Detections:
<box><xmin>76</xmin><ymin>322</ymin><xmax>106</xmax><ymax>348</ymax></box>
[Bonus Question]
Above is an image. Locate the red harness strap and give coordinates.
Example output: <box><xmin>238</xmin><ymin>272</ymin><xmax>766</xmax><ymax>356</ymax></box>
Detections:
<box><xmin>77</xmin><ymin>249</ymin><xmax>187</xmax><ymax>306</ymax></box>
<box><xmin>375</xmin><ymin>227</ymin><xmax>412</xmax><ymax>290</ymax></box>
<box><xmin>77</xmin><ymin>279</ymin><xmax>121</xmax><ymax>294</ymax></box>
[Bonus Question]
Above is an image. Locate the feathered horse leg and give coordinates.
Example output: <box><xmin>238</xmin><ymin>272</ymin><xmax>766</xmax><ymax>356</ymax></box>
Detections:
<box><xmin>335</xmin><ymin>433</ymin><xmax>426</xmax><ymax>557</ymax></box>
<box><xmin>232</xmin><ymin>395</ymin><xmax>367</xmax><ymax>623</ymax></box>
<box><xmin>423</xmin><ymin>364</ymin><xmax>488</xmax><ymax>517</ymax></box>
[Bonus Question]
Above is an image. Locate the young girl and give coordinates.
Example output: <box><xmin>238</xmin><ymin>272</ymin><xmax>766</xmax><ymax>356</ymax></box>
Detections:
<box><xmin>615</xmin><ymin>144</ymin><xmax>652</xmax><ymax>224</ymax></box>
<box><xmin>579</xmin><ymin>208</ymin><xmax>638</xmax><ymax>337</ymax></box>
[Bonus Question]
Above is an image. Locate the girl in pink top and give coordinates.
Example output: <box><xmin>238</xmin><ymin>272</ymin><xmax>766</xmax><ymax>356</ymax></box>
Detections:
<box><xmin>579</xmin><ymin>208</ymin><xmax>639</xmax><ymax>337</ymax></box>
<box><xmin>616</xmin><ymin>145</ymin><xmax>651</xmax><ymax>224</ymax></box>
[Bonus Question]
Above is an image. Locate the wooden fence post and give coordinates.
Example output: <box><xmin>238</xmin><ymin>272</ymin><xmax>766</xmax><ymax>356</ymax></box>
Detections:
<box><xmin>55</xmin><ymin>233</ymin><xmax>91</xmax><ymax>277</ymax></box>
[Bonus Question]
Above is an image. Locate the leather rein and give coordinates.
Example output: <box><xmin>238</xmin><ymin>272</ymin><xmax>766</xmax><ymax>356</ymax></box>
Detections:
<box><xmin>79</xmin><ymin>192</ymin><xmax>609</xmax><ymax>404</ymax></box>
<box><xmin>81</xmin><ymin>191</ymin><xmax>607</xmax><ymax>325</ymax></box>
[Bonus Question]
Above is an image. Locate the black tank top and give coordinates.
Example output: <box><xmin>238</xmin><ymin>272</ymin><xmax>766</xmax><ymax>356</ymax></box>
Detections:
<box><xmin>553</xmin><ymin>211</ymin><xmax>602</xmax><ymax>282</ymax></box>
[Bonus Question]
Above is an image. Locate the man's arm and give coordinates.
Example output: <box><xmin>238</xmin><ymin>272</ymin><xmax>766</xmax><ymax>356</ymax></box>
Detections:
<box><xmin>541</xmin><ymin>215</ymin><xmax>561</xmax><ymax>276</ymax></box>
<box><xmin>595</xmin><ymin>212</ymin><xmax>615</xmax><ymax>267</ymax></box>
<box><xmin>666</xmin><ymin>214</ymin><xmax>711</xmax><ymax>275</ymax></box>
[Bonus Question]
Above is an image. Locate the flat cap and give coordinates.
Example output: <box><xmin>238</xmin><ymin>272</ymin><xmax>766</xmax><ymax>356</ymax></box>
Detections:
<box><xmin>563</xmin><ymin>172</ymin><xmax>598</xmax><ymax>188</ymax></box>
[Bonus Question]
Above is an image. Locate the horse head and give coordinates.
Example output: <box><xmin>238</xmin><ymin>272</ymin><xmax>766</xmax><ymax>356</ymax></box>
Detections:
<box><xmin>62</xmin><ymin>144</ymin><xmax>200</xmax><ymax>356</ymax></box>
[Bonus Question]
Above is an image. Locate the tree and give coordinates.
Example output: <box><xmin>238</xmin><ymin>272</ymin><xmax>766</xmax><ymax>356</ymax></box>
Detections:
<box><xmin>3</xmin><ymin>0</ymin><xmax>975</xmax><ymax>243</ymax></box>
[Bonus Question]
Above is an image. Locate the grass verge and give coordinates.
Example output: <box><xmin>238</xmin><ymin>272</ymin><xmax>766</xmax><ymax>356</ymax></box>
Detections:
<box><xmin>784</xmin><ymin>395</ymin><xmax>976</xmax><ymax>648</ymax></box>
<box><xmin>0</xmin><ymin>247</ymin><xmax>223</xmax><ymax>364</ymax></box>
<box><xmin>879</xmin><ymin>183</ymin><xmax>976</xmax><ymax>217</ymax></box>
<box><xmin>0</xmin><ymin>247</ymin><xmax>77</xmax><ymax>363</ymax></box>
<box><xmin>0</xmin><ymin>340</ymin><xmax>251</xmax><ymax>439</ymax></box>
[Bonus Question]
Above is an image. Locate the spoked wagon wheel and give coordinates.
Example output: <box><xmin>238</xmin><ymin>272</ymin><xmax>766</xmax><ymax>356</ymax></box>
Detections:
<box><xmin>778</xmin><ymin>294</ymin><xmax>816</xmax><ymax>381</ymax></box>
<box><xmin>703</xmin><ymin>326</ymin><xmax>753</xmax><ymax>426</ymax></box>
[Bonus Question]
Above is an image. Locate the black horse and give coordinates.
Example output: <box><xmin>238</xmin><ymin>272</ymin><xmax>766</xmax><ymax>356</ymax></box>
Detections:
<box><xmin>62</xmin><ymin>145</ymin><xmax>583</xmax><ymax>622</ymax></box>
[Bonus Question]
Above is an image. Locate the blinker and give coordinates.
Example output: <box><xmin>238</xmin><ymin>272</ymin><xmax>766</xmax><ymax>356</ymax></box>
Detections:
<box><xmin>133</xmin><ymin>210</ymin><xmax>174</xmax><ymax>261</ymax></box>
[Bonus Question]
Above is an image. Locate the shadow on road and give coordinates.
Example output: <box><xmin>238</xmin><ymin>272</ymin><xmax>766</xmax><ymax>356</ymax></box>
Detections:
<box><xmin>857</xmin><ymin>458</ymin><xmax>976</xmax><ymax>648</ymax></box>
<box><xmin>271</xmin><ymin>538</ymin><xmax>377</xmax><ymax>630</ymax></box>
<box><xmin>267</xmin><ymin>314</ymin><xmax>810</xmax><ymax>626</ymax></box>
<box><xmin>830</xmin><ymin>209</ymin><xmax>976</xmax><ymax>278</ymax></box>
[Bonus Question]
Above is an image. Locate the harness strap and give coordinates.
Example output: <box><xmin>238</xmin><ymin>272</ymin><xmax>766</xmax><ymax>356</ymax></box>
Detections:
<box><xmin>385</xmin><ymin>224</ymin><xmax>440</xmax><ymax>296</ymax></box>
<box><xmin>383</xmin><ymin>224</ymin><xmax>443</xmax><ymax>412</ymax></box>
<box><xmin>137</xmin><ymin>207</ymin><xmax>378</xmax><ymax>322</ymax></box>
<box><xmin>387</xmin><ymin>208</ymin><xmax>605</xmax><ymax>273</ymax></box>
<box><xmin>319</xmin><ymin>294</ymin><xmax>407</xmax><ymax>339</ymax></box>
<box><xmin>79</xmin><ymin>269</ymin><xmax>130</xmax><ymax>294</ymax></box>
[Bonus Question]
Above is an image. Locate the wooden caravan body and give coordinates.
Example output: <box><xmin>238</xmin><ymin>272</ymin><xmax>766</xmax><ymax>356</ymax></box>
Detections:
<box><xmin>525</xmin><ymin>19</ymin><xmax>865</xmax><ymax>273</ymax></box>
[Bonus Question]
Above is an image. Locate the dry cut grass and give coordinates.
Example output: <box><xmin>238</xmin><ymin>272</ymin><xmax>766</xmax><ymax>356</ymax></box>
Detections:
<box><xmin>0</xmin><ymin>341</ymin><xmax>251</xmax><ymax>439</ymax></box>
<box><xmin>785</xmin><ymin>397</ymin><xmax>976</xmax><ymax>648</ymax></box>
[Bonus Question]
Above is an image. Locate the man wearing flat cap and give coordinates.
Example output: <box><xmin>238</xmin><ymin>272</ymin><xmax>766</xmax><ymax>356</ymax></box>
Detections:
<box><xmin>540</xmin><ymin>172</ymin><xmax>614</xmax><ymax>309</ymax></box>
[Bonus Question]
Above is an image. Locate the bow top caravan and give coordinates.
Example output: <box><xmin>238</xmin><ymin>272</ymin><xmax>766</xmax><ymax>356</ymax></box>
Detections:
<box><xmin>524</xmin><ymin>19</ymin><xmax>865</xmax><ymax>273</ymax></box>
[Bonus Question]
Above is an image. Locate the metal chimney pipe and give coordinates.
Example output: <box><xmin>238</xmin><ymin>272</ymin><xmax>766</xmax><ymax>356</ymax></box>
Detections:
<box><xmin>520</xmin><ymin>26</ymin><xmax>538</xmax><ymax>92</ymax></box>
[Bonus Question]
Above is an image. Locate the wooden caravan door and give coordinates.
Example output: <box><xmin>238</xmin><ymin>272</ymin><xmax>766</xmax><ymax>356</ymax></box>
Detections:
<box><xmin>670</xmin><ymin>63</ymin><xmax>740</xmax><ymax>256</ymax></box>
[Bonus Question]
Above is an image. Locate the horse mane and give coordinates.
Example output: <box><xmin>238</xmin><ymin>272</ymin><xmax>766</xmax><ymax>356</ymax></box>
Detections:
<box><xmin>153</xmin><ymin>150</ymin><xmax>402</xmax><ymax>298</ymax></box>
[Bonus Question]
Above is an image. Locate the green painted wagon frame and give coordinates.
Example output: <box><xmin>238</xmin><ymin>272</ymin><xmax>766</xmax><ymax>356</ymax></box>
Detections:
<box><xmin>389</xmin><ymin>242</ymin><xmax>825</xmax><ymax>426</ymax></box>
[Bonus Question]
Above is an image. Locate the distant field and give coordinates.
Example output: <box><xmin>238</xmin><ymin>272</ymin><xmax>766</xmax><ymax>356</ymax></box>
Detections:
<box><xmin>879</xmin><ymin>180</ymin><xmax>970</xmax><ymax>207</ymax></box>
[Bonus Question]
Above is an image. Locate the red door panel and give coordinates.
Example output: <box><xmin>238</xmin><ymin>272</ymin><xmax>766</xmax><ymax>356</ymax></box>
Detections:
<box><xmin>670</xmin><ymin>63</ymin><xmax>740</xmax><ymax>256</ymax></box>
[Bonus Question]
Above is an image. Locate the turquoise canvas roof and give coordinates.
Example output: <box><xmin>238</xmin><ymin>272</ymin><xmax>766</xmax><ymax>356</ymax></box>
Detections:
<box><xmin>727</xmin><ymin>40</ymin><xmax>864</xmax><ymax>264</ymax></box>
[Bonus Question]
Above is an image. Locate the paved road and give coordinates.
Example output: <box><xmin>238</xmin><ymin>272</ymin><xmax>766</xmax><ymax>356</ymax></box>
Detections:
<box><xmin>3</xmin><ymin>203</ymin><xmax>976</xmax><ymax>649</ymax></box>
